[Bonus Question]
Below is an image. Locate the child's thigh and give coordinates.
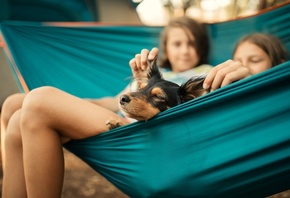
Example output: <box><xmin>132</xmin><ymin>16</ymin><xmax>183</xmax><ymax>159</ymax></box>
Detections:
<box><xmin>23</xmin><ymin>86</ymin><xmax>125</xmax><ymax>139</ymax></box>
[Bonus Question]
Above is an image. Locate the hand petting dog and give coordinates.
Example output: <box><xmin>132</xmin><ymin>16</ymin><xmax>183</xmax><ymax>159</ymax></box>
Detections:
<box><xmin>106</xmin><ymin>52</ymin><xmax>207</xmax><ymax>130</ymax></box>
<box><xmin>129</xmin><ymin>48</ymin><xmax>159</xmax><ymax>77</ymax></box>
<box><xmin>130</xmin><ymin>48</ymin><xmax>254</xmax><ymax>92</ymax></box>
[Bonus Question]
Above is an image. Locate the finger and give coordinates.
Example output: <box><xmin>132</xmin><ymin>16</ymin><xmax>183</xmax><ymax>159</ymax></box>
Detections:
<box><xmin>203</xmin><ymin>67</ymin><xmax>217</xmax><ymax>89</ymax></box>
<box><xmin>129</xmin><ymin>56</ymin><xmax>137</xmax><ymax>69</ymax></box>
<box><xmin>210</xmin><ymin>69</ymin><xmax>226</xmax><ymax>91</ymax></box>
<box><xmin>211</xmin><ymin>61</ymin><xmax>252</xmax><ymax>91</ymax></box>
<box><xmin>140</xmin><ymin>49</ymin><xmax>150</xmax><ymax>70</ymax></box>
<box><xmin>135</xmin><ymin>54</ymin><xmax>141</xmax><ymax>70</ymax></box>
<box><xmin>220</xmin><ymin>66</ymin><xmax>252</xmax><ymax>87</ymax></box>
<box><xmin>210</xmin><ymin>61</ymin><xmax>242</xmax><ymax>91</ymax></box>
<box><xmin>129</xmin><ymin>58</ymin><xmax>139</xmax><ymax>77</ymax></box>
<box><xmin>148</xmin><ymin>47</ymin><xmax>159</xmax><ymax>60</ymax></box>
<box><xmin>203</xmin><ymin>60</ymin><xmax>233</xmax><ymax>90</ymax></box>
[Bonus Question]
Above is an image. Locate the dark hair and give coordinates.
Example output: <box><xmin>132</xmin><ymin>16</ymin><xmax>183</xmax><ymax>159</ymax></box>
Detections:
<box><xmin>233</xmin><ymin>33</ymin><xmax>289</xmax><ymax>67</ymax></box>
<box><xmin>159</xmin><ymin>16</ymin><xmax>209</xmax><ymax>69</ymax></box>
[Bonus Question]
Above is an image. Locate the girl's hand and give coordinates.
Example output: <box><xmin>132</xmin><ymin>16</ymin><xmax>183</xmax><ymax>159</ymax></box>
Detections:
<box><xmin>129</xmin><ymin>47</ymin><xmax>159</xmax><ymax>77</ymax></box>
<box><xmin>203</xmin><ymin>60</ymin><xmax>253</xmax><ymax>91</ymax></box>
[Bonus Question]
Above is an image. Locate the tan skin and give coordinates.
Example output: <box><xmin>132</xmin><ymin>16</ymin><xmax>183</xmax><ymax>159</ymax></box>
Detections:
<box><xmin>204</xmin><ymin>41</ymin><xmax>273</xmax><ymax>91</ymax></box>
<box><xmin>1</xmin><ymin>40</ymin><xmax>275</xmax><ymax>197</ymax></box>
<box><xmin>233</xmin><ymin>41</ymin><xmax>272</xmax><ymax>74</ymax></box>
<box><xmin>0</xmin><ymin>26</ymin><xmax>197</xmax><ymax>168</ymax></box>
<box><xmin>2</xmin><ymin>88</ymin><xmax>129</xmax><ymax>198</ymax></box>
<box><xmin>131</xmin><ymin>26</ymin><xmax>200</xmax><ymax>75</ymax></box>
<box><xmin>165</xmin><ymin>27</ymin><xmax>199</xmax><ymax>72</ymax></box>
<box><xmin>1</xmin><ymin>26</ymin><xmax>201</xmax><ymax>197</ymax></box>
<box><xmin>134</xmin><ymin>42</ymin><xmax>272</xmax><ymax>92</ymax></box>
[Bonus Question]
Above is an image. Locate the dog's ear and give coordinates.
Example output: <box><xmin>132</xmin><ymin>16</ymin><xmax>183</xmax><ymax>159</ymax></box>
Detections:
<box><xmin>178</xmin><ymin>76</ymin><xmax>207</xmax><ymax>103</ymax></box>
<box><xmin>146</xmin><ymin>56</ymin><xmax>162</xmax><ymax>80</ymax></box>
<box><xmin>136</xmin><ymin>56</ymin><xmax>162</xmax><ymax>90</ymax></box>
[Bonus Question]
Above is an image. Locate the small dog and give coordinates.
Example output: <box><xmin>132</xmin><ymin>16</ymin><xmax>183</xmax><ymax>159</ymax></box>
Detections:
<box><xmin>106</xmin><ymin>57</ymin><xmax>208</xmax><ymax>130</ymax></box>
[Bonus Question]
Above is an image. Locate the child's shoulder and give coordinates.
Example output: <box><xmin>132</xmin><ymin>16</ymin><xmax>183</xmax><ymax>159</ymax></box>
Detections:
<box><xmin>180</xmin><ymin>64</ymin><xmax>213</xmax><ymax>77</ymax></box>
<box><xmin>194</xmin><ymin>64</ymin><xmax>213</xmax><ymax>73</ymax></box>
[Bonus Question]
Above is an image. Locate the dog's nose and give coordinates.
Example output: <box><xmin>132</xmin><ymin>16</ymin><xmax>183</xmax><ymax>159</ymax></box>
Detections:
<box><xmin>120</xmin><ymin>95</ymin><xmax>131</xmax><ymax>105</ymax></box>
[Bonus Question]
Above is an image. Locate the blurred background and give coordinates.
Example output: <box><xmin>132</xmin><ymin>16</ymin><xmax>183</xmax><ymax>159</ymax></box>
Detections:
<box><xmin>0</xmin><ymin>0</ymin><xmax>289</xmax><ymax>197</ymax></box>
<box><xmin>134</xmin><ymin>0</ymin><xmax>286</xmax><ymax>25</ymax></box>
<box><xmin>0</xmin><ymin>0</ymin><xmax>288</xmax><ymax>25</ymax></box>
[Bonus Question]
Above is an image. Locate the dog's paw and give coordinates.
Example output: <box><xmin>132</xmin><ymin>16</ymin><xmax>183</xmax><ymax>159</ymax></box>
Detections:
<box><xmin>106</xmin><ymin>119</ymin><xmax>125</xmax><ymax>130</ymax></box>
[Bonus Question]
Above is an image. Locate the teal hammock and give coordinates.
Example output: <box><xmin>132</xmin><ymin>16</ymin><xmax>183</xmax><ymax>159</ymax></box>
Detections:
<box><xmin>1</xmin><ymin>3</ymin><xmax>290</xmax><ymax>197</ymax></box>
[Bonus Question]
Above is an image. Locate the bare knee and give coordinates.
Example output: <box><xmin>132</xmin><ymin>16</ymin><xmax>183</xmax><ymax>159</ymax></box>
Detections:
<box><xmin>21</xmin><ymin>86</ymin><xmax>59</xmax><ymax>131</ymax></box>
<box><xmin>5</xmin><ymin>110</ymin><xmax>22</xmax><ymax>149</ymax></box>
<box><xmin>22</xmin><ymin>86</ymin><xmax>60</xmax><ymax>112</ymax></box>
<box><xmin>1</xmin><ymin>93</ymin><xmax>25</xmax><ymax>127</ymax></box>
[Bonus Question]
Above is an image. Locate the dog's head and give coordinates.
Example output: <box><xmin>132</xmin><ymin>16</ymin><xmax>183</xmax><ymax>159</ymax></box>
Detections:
<box><xmin>119</xmin><ymin>57</ymin><xmax>207</xmax><ymax>121</ymax></box>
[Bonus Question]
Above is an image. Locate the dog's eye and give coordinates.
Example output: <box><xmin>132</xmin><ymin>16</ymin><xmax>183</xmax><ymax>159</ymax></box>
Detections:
<box><xmin>151</xmin><ymin>88</ymin><xmax>166</xmax><ymax>101</ymax></box>
<box><xmin>152</xmin><ymin>94</ymin><xmax>166</xmax><ymax>101</ymax></box>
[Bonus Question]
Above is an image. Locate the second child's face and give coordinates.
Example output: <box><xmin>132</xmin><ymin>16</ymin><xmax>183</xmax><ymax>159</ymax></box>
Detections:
<box><xmin>166</xmin><ymin>27</ymin><xmax>200</xmax><ymax>72</ymax></box>
<box><xmin>233</xmin><ymin>41</ymin><xmax>272</xmax><ymax>74</ymax></box>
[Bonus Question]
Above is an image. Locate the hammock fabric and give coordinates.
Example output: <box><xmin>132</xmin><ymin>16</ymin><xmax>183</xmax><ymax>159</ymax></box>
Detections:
<box><xmin>1</xmin><ymin>3</ymin><xmax>290</xmax><ymax>197</ymax></box>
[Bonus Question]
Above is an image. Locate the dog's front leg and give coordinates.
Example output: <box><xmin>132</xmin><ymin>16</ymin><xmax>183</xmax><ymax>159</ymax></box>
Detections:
<box><xmin>106</xmin><ymin>119</ymin><xmax>125</xmax><ymax>130</ymax></box>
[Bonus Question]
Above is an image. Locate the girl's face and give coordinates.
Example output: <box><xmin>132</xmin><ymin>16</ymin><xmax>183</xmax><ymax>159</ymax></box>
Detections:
<box><xmin>233</xmin><ymin>41</ymin><xmax>272</xmax><ymax>74</ymax></box>
<box><xmin>166</xmin><ymin>27</ymin><xmax>199</xmax><ymax>72</ymax></box>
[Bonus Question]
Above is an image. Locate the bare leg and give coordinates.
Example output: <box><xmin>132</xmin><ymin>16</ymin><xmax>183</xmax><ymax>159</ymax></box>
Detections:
<box><xmin>20</xmin><ymin>86</ymin><xmax>126</xmax><ymax>198</ymax></box>
<box><xmin>2</xmin><ymin>110</ymin><xmax>27</xmax><ymax>198</ymax></box>
<box><xmin>1</xmin><ymin>93</ymin><xmax>25</xmax><ymax>168</ymax></box>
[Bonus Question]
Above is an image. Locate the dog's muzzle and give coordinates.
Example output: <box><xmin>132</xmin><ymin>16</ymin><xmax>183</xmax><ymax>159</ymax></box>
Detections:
<box><xmin>120</xmin><ymin>94</ymin><xmax>131</xmax><ymax>105</ymax></box>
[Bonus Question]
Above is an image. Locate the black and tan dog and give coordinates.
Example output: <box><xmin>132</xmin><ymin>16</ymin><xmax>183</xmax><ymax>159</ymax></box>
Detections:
<box><xmin>106</xmin><ymin>57</ymin><xmax>208</xmax><ymax>130</ymax></box>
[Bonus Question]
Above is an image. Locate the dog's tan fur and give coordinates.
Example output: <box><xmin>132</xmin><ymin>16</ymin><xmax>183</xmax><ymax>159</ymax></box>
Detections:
<box><xmin>106</xmin><ymin>58</ymin><xmax>208</xmax><ymax>130</ymax></box>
